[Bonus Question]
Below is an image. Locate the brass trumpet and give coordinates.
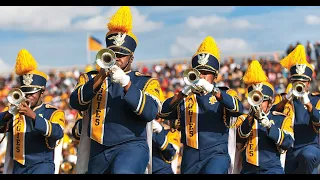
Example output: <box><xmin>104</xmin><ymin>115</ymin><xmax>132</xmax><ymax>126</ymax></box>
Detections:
<box><xmin>292</xmin><ymin>81</ymin><xmax>306</xmax><ymax>97</ymax></box>
<box><xmin>183</xmin><ymin>68</ymin><xmax>204</xmax><ymax>93</ymax></box>
<box><xmin>248</xmin><ymin>90</ymin><xmax>264</xmax><ymax>107</ymax></box>
<box><xmin>95</xmin><ymin>48</ymin><xmax>117</xmax><ymax>70</ymax></box>
<box><xmin>7</xmin><ymin>88</ymin><xmax>27</xmax><ymax>115</ymax></box>
<box><xmin>7</xmin><ymin>88</ymin><xmax>26</xmax><ymax>106</ymax></box>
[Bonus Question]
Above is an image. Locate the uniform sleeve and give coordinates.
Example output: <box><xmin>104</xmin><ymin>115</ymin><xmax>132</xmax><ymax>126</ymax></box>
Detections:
<box><xmin>153</xmin><ymin>129</ymin><xmax>177</xmax><ymax>162</ymax></box>
<box><xmin>310</xmin><ymin>98</ymin><xmax>320</xmax><ymax>128</ymax></box>
<box><xmin>236</xmin><ymin>114</ymin><xmax>252</xmax><ymax>140</ymax></box>
<box><xmin>267</xmin><ymin>116</ymin><xmax>294</xmax><ymax>150</ymax></box>
<box><xmin>220</xmin><ymin>89</ymin><xmax>243</xmax><ymax>116</ymax></box>
<box><xmin>158</xmin><ymin>96</ymin><xmax>178</xmax><ymax>120</ymax></box>
<box><xmin>124</xmin><ymin>78</ymin><xmax>162</xmax><ymax>122</ymax></box>
<box><xmin>72</xmin><ymin>119</ymin><xmax>82</xmax><ymax>140</ymax></box>
<box><xmin>69</xmin><ymin>73</ymin><xmax>94</xmax><ymax>111</ymax></box>
<box><xmin>0</xmin><ymin>107</ymin><xmax>11</xmax><ymax>133</ymax></box>
<box><xmin>0</xmin><ymin>107</ymin><xmax>9</xmax><ymax>128</ymax></box>
<box><xmin>34</xmin><ymin>109</ymin><xmax>65</xmax><ymax>141</ymax></box>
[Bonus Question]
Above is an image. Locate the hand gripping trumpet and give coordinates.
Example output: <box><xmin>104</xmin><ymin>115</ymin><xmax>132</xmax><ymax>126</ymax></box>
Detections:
<box><xmin>183</xmin><ymin>68</ymin><xmax>204</xmax><ymax>93</ymax></box>
<box><xmin>292</xmin><ymin>81</ymin><xmax>306</xmax><ymax>97</ymax></box>
<box><xmin>95</xmin><ymin>48</ymin><xmax>117</xmax><ymax>70</ymax></box>
<box><xmin>247</xmin><ymin>89</ymin><xmax>264</xmax><ymax>107</ymax></box>
<box><xmin>7</xmin><ymin>88</ymin><xmax>28</xmax><ymax>115</ymax></box>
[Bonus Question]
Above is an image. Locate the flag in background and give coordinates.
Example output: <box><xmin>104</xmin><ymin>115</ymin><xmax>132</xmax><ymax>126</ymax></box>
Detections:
<box><xmin>87</xmin><ymin>35</ymin><xmax>103</xmax><ymax>52</ymax></box>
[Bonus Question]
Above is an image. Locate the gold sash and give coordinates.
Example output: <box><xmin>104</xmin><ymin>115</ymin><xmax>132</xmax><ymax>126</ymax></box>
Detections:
<box><xmin>246</xmin><ymin>120</ymin><xmax>259</xmax><ymax>166</ymax></box>
<box><xmin>90</xmin><ymin>79</ymin><xmax>108</xmax><ymax>144</ymax></box>
<box><xmin>13</xmin><ymin>114</ymin><xmax>26</xmax><ymax>165</ymax></box>
<box><xmin>184</xmin><ymin>94</ymin><xmax>198</xmax><ymax>149</ymax></box>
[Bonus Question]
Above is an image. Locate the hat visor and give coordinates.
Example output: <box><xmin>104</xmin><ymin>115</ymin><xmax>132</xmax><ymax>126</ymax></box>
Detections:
<box><xmin>21</xmin><ymin>87</ymin><xmax>43</xmax><ymax>94</ymax></box>
<box><xmin>290</xmin><ymin>75</ymin><xmax>310</xmax><ymax>82</ymax></box>
<box><xmin>109</xmin><ymin>47</ymin><xmax>131</xmax><ymax>56</ymax></box>
<box><xmin>195</xmin><ymin>66</ymin><xmax>217</xmax><ymax>74</ymax></box>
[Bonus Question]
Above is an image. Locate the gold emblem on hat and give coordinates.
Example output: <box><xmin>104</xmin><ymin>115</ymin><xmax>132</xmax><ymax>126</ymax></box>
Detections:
<box><xmin>22</xmin><ymin>74</ymin><xmax>33</xmax><ymax>86</ymax></box>
<box><xmin>197</xmin><ymin>53</ymin><xmax>210</xmax><ymax>65</ymax></box>
<box><xmin>209</xmin><ymin>95</ymin><xmax>217</xmax><ymax>105</ymax></box>
<box><xmin>108</xmin><ymin>32</ymin><xmax>126</xmax><ymax>46</ymax></box>
<box><xmin>295</xmin><ymin>64</ymin><xmax>306</xmax><ymax>75</ymax></box>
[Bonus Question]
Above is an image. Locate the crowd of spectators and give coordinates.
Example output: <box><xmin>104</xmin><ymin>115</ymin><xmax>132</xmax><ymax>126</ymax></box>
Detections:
<box><xmin>0</xmin><ymin>40</ymin><xmax>319</xmax><ymax>173</ymax></box>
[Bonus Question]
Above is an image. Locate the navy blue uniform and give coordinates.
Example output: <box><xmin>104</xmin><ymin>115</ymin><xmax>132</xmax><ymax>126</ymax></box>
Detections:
<box><xmin>69</xmin><ymin>70</ymin><xmax>162</xmax><ymax>174</ymax></box>
<box><xmin>236</xmin><ymin>112</ymin><xmax>294</xmax><ymax>174</ymax></box>
<box><xmin>160</xmin><ymin>88</ymin><xmax>243</xmax><ymax>174</ymax></box>
<box><xmin>152</xmin><ymin>129</ymin><xmax>177</xmax><ymax>174</ymax></box>
<box><xmin>0</xmin><ymin>104</ymin><xmax>65</xmax><ymax>174</ymax></box>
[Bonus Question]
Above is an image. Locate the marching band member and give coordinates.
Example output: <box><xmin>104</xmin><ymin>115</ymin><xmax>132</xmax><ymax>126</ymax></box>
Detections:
<box><xmin>272</xmin><ymin>45</ymin><xmax>320</xmax><ymax>174</ymax></box>
<box><xmin>152</xmin><ymin>118</ymin><xmax>177</xmax><ymax>174</ymax></box>
<box><xmin>159</xmin><ymin>36</ymin><xmax>244</xmax><ymax>174</ymax></box>
<box><xmin>0</xmin><ymin>49</ymin><xmax>65</xmax><ymax>174</ymax></box>
<box><xmin>69</xmin><ymin>6</ymin><xmax>162</xmax><ymax>174</ymax></box>
<box><xmin>236</xmin><ymin>60</ymin><xmax>294</xmax><ymax>174</ymax></box>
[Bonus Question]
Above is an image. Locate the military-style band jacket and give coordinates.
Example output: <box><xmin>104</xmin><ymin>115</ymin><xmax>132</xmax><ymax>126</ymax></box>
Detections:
<box><xmin>0</xmin><ymin>103</ymin><xmax>65</xmax><ymax>166</ymax></box>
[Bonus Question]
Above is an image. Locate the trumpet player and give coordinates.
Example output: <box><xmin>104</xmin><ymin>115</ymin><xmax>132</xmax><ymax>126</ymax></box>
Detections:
<box><xmin>272</xmin><ymin>45</ymin><xmax>320</xmax><ymax>174</ymax></box>
<box><xmin>0</xmin><ymin>49</ymin><xmax>65</xmax><ymax>174</ymax></box>
<box><xmin>152</xmin><ymin>118</ymin><xmax>177</xmax><ymax>174</ymax></box>
<box><xmin>159</xmin><ymin>36</ymin><xmax>244</xmax><ymax>174</ymax></box>
<box><xmin>236</xmin><ymin>60</ymin><xmax>294</xmax><ymax>174</ymax></box>
<box><xmin>69</xmin><ymin>6</ymin><xmax>162</xmax><ymax>174</ymax></box>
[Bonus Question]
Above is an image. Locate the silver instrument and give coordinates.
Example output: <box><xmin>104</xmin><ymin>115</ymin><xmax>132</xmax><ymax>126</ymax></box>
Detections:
<box><xmin>292</xmin><ymin>81</ymin><xmax>306</xmax><ymax>97</ymax></box>
<box><xmin>95</xmin><ymin>48</ymin><xmax>117</xmax><ymax>70</ymax></box>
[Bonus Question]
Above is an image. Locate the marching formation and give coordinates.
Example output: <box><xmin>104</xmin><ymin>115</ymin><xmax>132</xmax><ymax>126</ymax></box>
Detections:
<box><xmin>0</xmin><ymin>6</ymin><xmax>319</xmax><ymax>174</ymax></box>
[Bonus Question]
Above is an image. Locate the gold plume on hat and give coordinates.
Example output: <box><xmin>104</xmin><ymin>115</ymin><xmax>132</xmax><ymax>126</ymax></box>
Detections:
<box><xmin>280</xmin><ymin>44</ymin><xmax>313</xmax><ymax>71</ymax></box>
<box><xmin>242</xmin><ymin>60</ymin><xmax>268</xmax><ymax>85</ymax></box>
<box><xmin>195</xmin><ymin>36</ymin><xmax>220</xmax><ymax>61</ymax></box>
<box><xmin>106</xmin><ymin>6</ymin><xmax>138</xmax><ymax>44</ymax></box>
<box><xmin>14</xmin><ymin>49</ymin><xmax>47</xmax><ymax>79</ymax></box>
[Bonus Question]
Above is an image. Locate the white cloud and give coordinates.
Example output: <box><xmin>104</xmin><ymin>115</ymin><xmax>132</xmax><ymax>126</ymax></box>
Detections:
<box><xmin>74</xmin><ymin>6</ymin><xmax>163</xmax><ymax>33</ymax></box>
<box><xmin>0</xmin><ymin>58</ymin><xmax>13</xmax><ymax>74</ymax></box>
<box><xmin>0</xmin><ymin>6</ymin><xmax>100</xmax><ymax>32</ymax></box>
<box><xmin>170</xmin><ymin>36</ymin><xmax>251</xmax><ymax>58</ymax></box>
<box><xmin>305</xmin><ymin>15</ymin><xmax>320</xmax><ymax>25</ymax></box>
<box><xmin>186</xmin><ymin>16</ymin><xmax>227</xmax><ymax>29</ymax></box>
<box><xmin>186</xmin><ymin>15</ymin><xmax>260</xmax><ymax>30</ymax></box>
<box><xmin>143</xmin><ymin>6</ymin><xmax>236</xmax><ymax>14</ymax></box>
<box><xmin>0</xmin><ymin>6</ymin><xmax>163</xmax><ymax>33</ymax></box>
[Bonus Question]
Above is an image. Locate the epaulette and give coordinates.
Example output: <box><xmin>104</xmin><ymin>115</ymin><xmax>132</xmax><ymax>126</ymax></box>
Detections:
<box><xmin>311</xmin><ymin>92</ymin><xmax>320</xmax><ymax>96</ymax></box>
<box><xmin>272</xmin><ymin>111</ymin><xmax>287</xmax><ymax>117</ymax></box>
<box><xmin>135</xmin><ymin>71</ymin><xmax>151</xmax><ymax>77</ymax></box>
<box><xmin>218</xmin><ymin>86</ymin><xmax>230</xmax><ymax>91</ymax></box>
<box><xmin>45</xmin><ymin>104</ymin><xmax>58</xmax><ymax>110</ymax></box>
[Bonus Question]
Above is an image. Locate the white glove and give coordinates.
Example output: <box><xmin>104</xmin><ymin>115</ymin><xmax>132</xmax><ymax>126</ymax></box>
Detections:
<box><xmin>181</xmin><ymin>86</ymin><xmax>193</xmax><ymax>96</ymax></box>
<box><xmin>8</xmin><ymin>104</ymin><xmax>18</xmax><ymax>115</ymax></box>
<box><xmin>285</xmin><ymin>89</ymin><xmax>293</xmax><ymax>101</ymax></box>
<box><xmin>250</xmin><ymin>105</ymin><xmax>263</xmax><ymax>119</ymax></box>
<box><xmin>301</xmin><ymin>92</ymin><xmax>310</xmax><ymax>105</ymax></box>
<box><xmin>110</xmin><ymin>65</ymin><xmax>130</xmax><ymax>87</ymax></box>
<box><xmin>259</xmin><ymin>116</ymin><xmax>272</xmax><ymax>129</ymax></box>
<box><xmin>152</xmin><ymin>120</ymin><xmax>163</xmax><ymax>134</ymax></box>
<box><xmin>194</xmin><ymin>79</ymin><xmax>214</xmax><ymax>93</ymax></box>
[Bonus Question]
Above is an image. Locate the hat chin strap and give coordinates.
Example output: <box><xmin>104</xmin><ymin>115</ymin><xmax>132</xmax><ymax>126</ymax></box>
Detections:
<box><xmin>31</xmin><ymin>90</ymin><xmax>43</xmax><ymax>109</ymax></box>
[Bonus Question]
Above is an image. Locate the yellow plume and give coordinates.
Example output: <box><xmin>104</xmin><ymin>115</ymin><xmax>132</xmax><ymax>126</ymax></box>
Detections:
<box><xmin>280</xmin><ymin>44</ymin><xmax>307</xmax><ymax>70</ymax></box>
<box><xmin>242</xmin><ymin>60</ymin><xmax>268</xmax><ymax>85</ymax></box>
<box><xmin>285</xmin><ymin>83</ymin><xmax>292</xmax><ymax>94</ymax></box>
<box><xmin>15</xmin><ymin>49</ymin><xmax>38</xmax><ymax>76</ymax></box>
<box><xmin>196</xmin><ymin>36</ymin><xmax>220</xmax><ymax>61</ymax></box>
<box><xmin>107</xmin><ymin>6</ymin><xmax>132</xmax><ymax>33</ymax></box>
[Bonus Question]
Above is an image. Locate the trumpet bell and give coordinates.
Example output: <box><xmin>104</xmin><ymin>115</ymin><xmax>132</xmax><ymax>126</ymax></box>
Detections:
<box><xmin>248</xmin><ymin>90</ymin><xmax>264</xmax><ymax>106</ymax></box>
<box><xmin>292</xmin><ymin>82</ymin><xmax>306</xmax><ymax>97</ymax></box>
<box><xmin>7</xmin><ymin>88</ymin><xmax>25</xmax><ymax>106</ymax></box>
<box><xmin>96</xmin><ymin>48</ymin><xmax>117</xmax><ymax>69</ymax></box>
<box><xmin>183</xmin><ymin>68</ymin><xmax>201</xmax><ymax>86</ymax></box>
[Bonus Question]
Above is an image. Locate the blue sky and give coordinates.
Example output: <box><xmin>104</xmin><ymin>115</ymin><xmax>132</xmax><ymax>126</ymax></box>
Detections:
<box><xmin>0</xmin><ymin>6</ymin><xmax>320</xmax><ymax>74</ymax></box>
